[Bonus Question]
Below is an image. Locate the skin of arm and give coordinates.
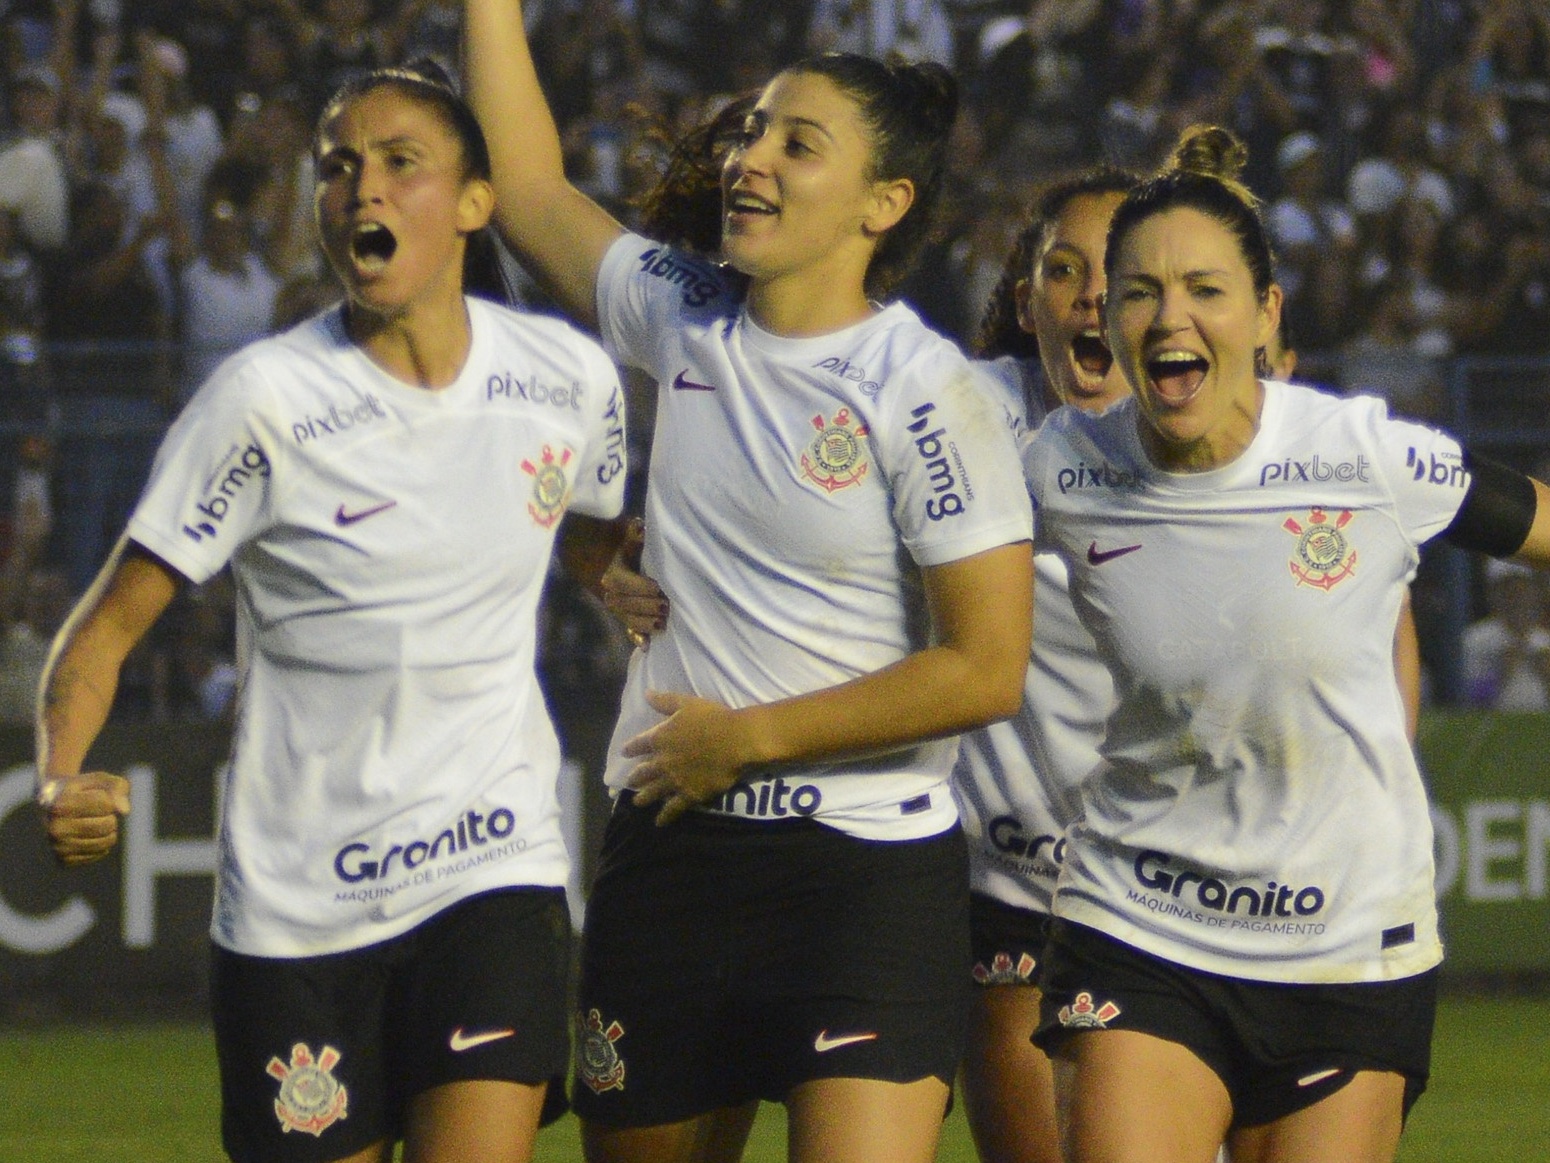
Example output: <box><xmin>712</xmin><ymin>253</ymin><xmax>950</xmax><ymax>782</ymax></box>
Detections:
<box><xmin>462</xmin><ymin>0</ymin><xmax>626</xmax><ymax>328</ymax></box>
<box><xmin>36</xmin><ymin>543</ymin><xmax>180</xmax><ymax>866</ymax></box>
<box><xmin>557</xmin><ymin>513</ymin><xmax>631</xmax><ymax>599</ymax></box>
<box><xmin>626</xmin><ymin>540</ymin><xmax>1034</xmax><ymax>824</ymax></box>
<box><xmin>1512</xmin><ymin>479</ymin><xmax>1550</xmax><ymax>565</ymax></box>
<box><xmin>1395</xmin><ymin>588</ymin><xmax>1420</xmax><ymax>742</ymax></box>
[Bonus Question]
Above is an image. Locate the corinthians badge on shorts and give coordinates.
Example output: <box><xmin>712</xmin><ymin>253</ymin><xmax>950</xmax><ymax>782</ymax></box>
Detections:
<box><xmin>1057</xmin><ymin>991</ymin><xmax>1121</xmax><ymax>1029</ymax></box>
<box><xmin>800</xmin><ymin>408</ymin><xmax>870</xmax><ymax>493</ymax></box>
<box><xmin>267</xmin><ymin>1042</ymin><xmax>348</xmax><ymax>1136</ymax></box>
<box><xmin>522</xmin><ymin>445</ymin><xmax>573</xmax><ymax>528</ymax></box>
<box><xmin>578</xmin><ymin>1008</ymin><xmax>627</xmax><ymax>1093</ymax></box>
<box><xmin>972</xmin><ymin>950</ymin><xmax>1038</xmax><ymax>985</ymax></box>
<box><xmin>1283</xmin><ymin>507</ymin><xmax>1357</xmax><ymax>591</ymax></box>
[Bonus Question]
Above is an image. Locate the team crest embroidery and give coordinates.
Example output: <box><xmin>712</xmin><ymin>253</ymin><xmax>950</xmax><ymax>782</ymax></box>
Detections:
<box><xmin>522</xmin><ymin>445</ymin><xmax>573</xmax><ymax>528</ymax></box>
<box><xmin>266</xmin><ymin>1043</ymin><xmax>348</xmax><ymax>1137</ymax></box>
<box><xmin>972</xmin><ymin>950</ymin><xmax>1038</xmax><ymax>985</ymax></box>
<box><xmin>578</xmin><ymin>1008</ymin><xmax>627</xmax><ymax>1094</ymax></box>
<box><xmin>800</xmin><ymin>408</ymin><xmax>870</xmax><ymax>493</ymax></box>
<box><xmin>1057</xmin><ymin>991</ymin><xmax>1121</xmax><ymax>1029</ymax></box>
<box><xmin>1283</xmin><ymin>507</ymin><xmax>1357</xmax><ymax>591</ymax></box>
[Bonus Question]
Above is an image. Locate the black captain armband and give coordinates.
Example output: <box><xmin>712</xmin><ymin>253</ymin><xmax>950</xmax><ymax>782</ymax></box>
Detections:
<box><xmin>1442</xmin><ymin>450</ymin><xmax>1537</xmax><ymax>557</ymax></box>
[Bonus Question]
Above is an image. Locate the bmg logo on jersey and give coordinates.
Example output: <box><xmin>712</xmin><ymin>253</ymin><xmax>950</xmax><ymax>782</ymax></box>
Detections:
<box><xmin>1131</xmin><ymin>850</ymin><xmax>1326</xmax><ymax>919</ymax></box>
<box><xmin>907</xmin><ymin>402</ymin><xmax>972</xmax><ymax>520</ymax></box>
<box><xmin>291</xmin><ymin>394</ymin><xmax>387</xmax><ymax>444</ymax></box>
<box><xmin>1258</xmin><ymin>454</ymin><xmax>1371</xmax><ymax>488</ymax></box>
<box><xmin>597</xmin><ymin>384</ymin><xmax>625</xmax><ymax>485</ymax></box>
<box><xmin>486</xmin><ymin>370</ymin><xmax>584</xmax><ymax>410</ymax></box>
<box><xmin>1406</xmin><ymin>446</ymin><xmax>1468</xmax><ymax>487</ymax></box>
<box><xmin>181</xmin><ymin>442</ymin><xmax>270</xmax><ymax>543</ymax></box>
<box><xmin>636</xmin><ymin>246</ymin><xmax>721</xmax><ymax>307</ymax></box>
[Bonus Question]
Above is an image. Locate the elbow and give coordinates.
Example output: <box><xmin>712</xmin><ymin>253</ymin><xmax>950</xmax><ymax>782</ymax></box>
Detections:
<box><xmin>962</xmin><ymin>657</ymin><xmax>1027</xmax><ymax>727</ymax></box>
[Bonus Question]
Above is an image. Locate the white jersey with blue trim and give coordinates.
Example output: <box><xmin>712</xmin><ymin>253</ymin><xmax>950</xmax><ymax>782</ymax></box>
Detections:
<box><xmin>128</xmin><ymin>298</ymin><xmax>627</xmax><ymax>957</ymax></box>
<box><xmin>953</xmin><ymin>356</ymin><xmax>1117</xmax><ymax>913</ymax></box>
<box><xmin>595</xmin><ymin>234</ymin><xmax>1033</xmax><ymax>840</ymax></box>
<box><xmin>1024</xmin><ymin>381</ymin><xmax>1467</xmax><ymax>982</ymax></box>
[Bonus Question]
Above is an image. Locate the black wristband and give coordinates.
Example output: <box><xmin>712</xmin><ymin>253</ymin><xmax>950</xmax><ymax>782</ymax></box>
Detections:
<box><xmin>1442</xmin><ymin>450</ymin><xmax>1537</xmax><ymax>557</ymax></box>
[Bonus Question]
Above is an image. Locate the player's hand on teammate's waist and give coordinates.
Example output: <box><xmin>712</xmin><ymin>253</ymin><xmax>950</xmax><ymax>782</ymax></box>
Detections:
<box><xmin>37</xmin><ymin>772</ymin><xmax>131</xmax><ymax>866</ymax></box>
<box><xmin>624</xmin><ymin>690</ymin><xmax>749</xmax><ymax>826</ymax></box>
<box><xmin>600</xmin><ymin>520</ymin><xmax>668</xmax><ymax>648</ymax></box>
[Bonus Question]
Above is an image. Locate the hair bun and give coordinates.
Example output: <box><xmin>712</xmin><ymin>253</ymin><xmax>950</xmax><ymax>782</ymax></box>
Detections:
<box><xmin>888</xmin><ymin>57</ymin><xmax>959</xmax><ymax>139</ymax></box>
<box><xmin>1170</xmin><ymin>125</ymin><xmax>1249</xmax><ymax>184</ymax></box>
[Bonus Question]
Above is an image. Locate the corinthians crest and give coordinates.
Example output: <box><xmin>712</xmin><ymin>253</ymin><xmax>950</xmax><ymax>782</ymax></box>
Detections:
<box><xmin>522</xmin><ymin>445</ymin><xmax>573</xmax><ymax>528</ymax></box>
<box><xmin>1283</xmin><ymin>507</ymin><xmax>1357</xmax><ymax>591</ymax></box>
<box><xmin>267</xmin><ymin>1042</ymin><xmax>348</xmax><ymax>1136</ymax></box>
<box><xmin>577</xmin><ymin>1008</ymin><xmax>627</xmax><ymax>1094</ymax></box>
<box><xmin>800</xmin><ymin>408</ymin><xmax>870</xmax><ymax>493</ymax></box>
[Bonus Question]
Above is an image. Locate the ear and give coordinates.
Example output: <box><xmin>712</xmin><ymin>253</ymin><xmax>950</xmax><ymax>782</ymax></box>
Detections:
<box><xmin>862</xmin><ymin>177</ymin><xmax>915</xmax><ymax>238</ymax></box>
<box><xmin>1013</xmin><ymin>277</ymin><xmax>1036</xmax><ymax>336</ymax></box>
<box><xmin>457</xmin><ymin>177</ymin><xmax>495</xmax><ymax>235</ymax></box>
<box><xmin>1256</xmin><ymin>282</ymin><xmax>1284</xmax><ymax>353</ymax></box>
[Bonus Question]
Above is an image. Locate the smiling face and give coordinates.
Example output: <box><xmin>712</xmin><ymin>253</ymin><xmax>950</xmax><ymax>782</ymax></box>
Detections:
<box><xmin>1106</xmin><ymin>205</ymin><xmax>1281</xmax><ymax>470</ymax></box>
<box><xmin>313</xmin><ymin>85</ymin><xmax>492</xmax><ymax>322</ymax></box>
<box><xmin>1018</xmin><ymin>190</ymin><xmax>1129</xmax><ymax>413</ymax></box>
<box><xmin>720</xmin><ymin>70</ymin><xmax>911</xmax><ymax>313</ymax></box>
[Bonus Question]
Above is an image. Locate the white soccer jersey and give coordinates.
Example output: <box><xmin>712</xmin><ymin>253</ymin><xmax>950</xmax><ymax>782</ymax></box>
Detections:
<box><xmin>953</xmin><ymin>358</ymin><xmax>1117</xmax><ymax>913</ymax></box>
<box><xmin>1024</xmin><ymin>381</ymin><xmax>1468</xmax><ymax>982</ymax></box>
<box><xmin>128</xmin><ymin>299</ymin><xmax>626</xmax><ymax>957</ymax></box>
<box><xmin>594</xmin><ymin>235</ymin><xmax>1033</xmax><ymax>840</ymax></box>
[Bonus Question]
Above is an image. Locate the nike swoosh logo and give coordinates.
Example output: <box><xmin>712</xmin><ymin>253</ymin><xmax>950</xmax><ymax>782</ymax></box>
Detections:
<box><xmin>335</xmin><ymin>500</ymin><xmax>398</xmax><ymax>526</ymax></box>
<box><xmin>672</xmin><ymin>369</ymin><xmax>717</xmax><ymax>392</ymax></box>
<box><xmin>1297</xmin><ymin>1067</ymin><xmax>1342</xmax><ymax>1088</ymax></box>
<box><xmin>1087</xmin><ymin>541</ymin><xmax>1142</xmax><ymax>565</ymax></box>
<box><xmin>813</xmin><ymin>1030</ymin><xmax>879</xmax><ymax>1053</ymax></box>
<box><xmin>449</xmin><ymin>1027</ymin><xmax>516</xmax><ymax>1052</ymax></box>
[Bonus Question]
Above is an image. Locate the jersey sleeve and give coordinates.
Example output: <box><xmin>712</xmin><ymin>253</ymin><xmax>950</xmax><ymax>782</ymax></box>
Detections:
<box><xmin>1362</xmin><ymin>399</ymin><xmax>1471</xmax><ymax>545</ymax></box>
<box><xmin>877</xmin><ymin>347</ymin><xmax>1033</xmax><ymax>568</ymax></box>
<box><xmin>594</xmin><ymin>233</ymin><xmax>726</xmax><ymax>378</ymax></box>
<box><xmin>565</xmin><ymin>335</ymin><xmax>628</xmax><ymax>520</ymax></box>
<box><xmin>125</xmin><ymin>358</ymin><xmax>278</xmax><ymax>584</ymax></box>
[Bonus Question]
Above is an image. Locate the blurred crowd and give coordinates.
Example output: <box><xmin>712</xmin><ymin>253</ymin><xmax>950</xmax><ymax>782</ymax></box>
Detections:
<box><xmin>3</xmin><ymin>0</ymin><xmax>1550</xmax><ymax>724</ymax></box>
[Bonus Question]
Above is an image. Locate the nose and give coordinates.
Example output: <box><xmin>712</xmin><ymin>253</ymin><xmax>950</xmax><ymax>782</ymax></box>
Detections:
<box><xmin>350</xmin><ymin>158</ymin><xmax>387</xmax><ymax>207</ymax></box>
<box><xmin>1076</xmin><ymin>268</ymin><xmax>1104</xmax><ymax>314</ymax></box>
<box><xmin>1149</xmin><ymin>283</ymin><xmax>1191</xmax><ymax>336</ymax></box>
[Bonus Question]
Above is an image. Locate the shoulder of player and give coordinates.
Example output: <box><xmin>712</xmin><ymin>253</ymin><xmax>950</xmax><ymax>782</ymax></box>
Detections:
<box><xmin>615</xmin><ymin>234</ymin><xmax>740</xmax><ymax>316</ymax></box>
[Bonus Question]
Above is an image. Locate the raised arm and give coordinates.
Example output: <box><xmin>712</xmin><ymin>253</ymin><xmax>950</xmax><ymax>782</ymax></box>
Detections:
<box><xmin>36</xmin><ymin>542</ymin><xmax>180</xmax><ymax>865</ymax></box>
<box><xmin>625</xmin><ymin>541</ymin><xmax>1034</xmax><ymax>824</ymax></box>
<box><xmin>462</xmin><ymin>0</ymin><xmax>626</xmax><ymax>328</ymax></box>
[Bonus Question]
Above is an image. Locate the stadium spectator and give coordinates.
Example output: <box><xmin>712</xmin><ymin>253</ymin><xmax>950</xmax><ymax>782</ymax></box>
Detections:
<box><xmin>1460</xmin><ymin>558</ymin><xmax>1550</xmax><ymax>711</ymax></box>
<box><xmin>0</xmin><ymin>63</ymin><xmax>69</xmax><ymax>253</ymax></box>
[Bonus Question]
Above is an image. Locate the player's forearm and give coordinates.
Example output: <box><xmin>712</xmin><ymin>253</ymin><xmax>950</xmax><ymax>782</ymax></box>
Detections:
<box><xmin>38</xmin><ymin>633</ymin><xmax>124</xmax><ymax>780</ymax></box>
<box><xmin>731</xmin><ymin>637</ymin><xmax>1026</xmax><ymax>771</ymax></box>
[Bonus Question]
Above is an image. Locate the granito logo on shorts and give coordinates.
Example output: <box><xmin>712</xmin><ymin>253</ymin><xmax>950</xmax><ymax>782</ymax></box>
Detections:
<box><xmin>907</xmin><ymin>402</ymin><xmax>972</xmax><ymax>520</ymax></box>
<box><xmin>1057</xmin><ymin>992</ymin><xmax>1121</xmax><ymax>1028</ymax></box>
<box><xmin>1132</xmin><ymin>850</ymin><xmax>1327</xmax><ymax>919</ymax></box>
<box><xmin>267</xmin><ymin>1043</ymin><xmax>348</xmax><ymax>1137</ymax></box>
<box><xmin>333</xmin><ymin>806</ymin><xmax>519</xmax><ymax>884</ymax></box>
<box><xmin>578</xmin><ymin>1009</ymin><xmax>627</xmax><ymax>1093</ymax></box>
<box><xmin>486</xmin><ymin>369</ymin><xmax>584</xmax><ymax>410</ymax></box>
<box><xmin>1406</xmin><ymin>446</ymin><xmax>1468</xmax><ymax>487</ymax></box>
<box><xmin>1055</xmin><ymin>461</ymin><xmax>1143</xmax><ymax>494</ymax></box>
<box><xmin>181</xmin><ymin>442</ymin><xmax>270</xmax><ymax>543</ymax></box>
<box><xmin>1258</xmin><ymin>454</ymin><xmax>1371</xmax><ymax>487</ymax></box>
<box><xmin>291</xmin><ymin>394</ymin><xmax>387</xmax><ymax>444</ymax></box>
<box><xmin>637</xmin><ymin>246</ymin><xmax>722</xmax><ymax>307</ymax></box>
<box><xmin>813</xmin><ymin>355</ymin><xmax>884</xmax><ymax>399</ymax></box>
<box><xmin>707</xmin><ymin>777</ymin><xmax>822</xmax><ymax>818</ymax></box>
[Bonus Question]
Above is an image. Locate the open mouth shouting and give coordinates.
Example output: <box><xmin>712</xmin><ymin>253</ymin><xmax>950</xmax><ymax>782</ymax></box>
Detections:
<box><xmin>1070</xmin><ymin>328</ymin><xmax>1113</xmax><ymax>384</ymax></box>
<box><xmin>350</xmin><ymin>221</ymin><xmax>398</xmax><ymax>274</ymax></box>
<box><xmin>1146</xmin><ymin>349</ymin><xmax>1209</xmax><ymax>406</ymax></box>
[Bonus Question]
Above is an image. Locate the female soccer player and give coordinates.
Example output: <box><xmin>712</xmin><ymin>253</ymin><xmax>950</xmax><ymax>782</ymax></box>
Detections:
<box><xmin>463</xmin><ymin>4</ymin><xmax>1035</xmax><ymax>1162</ymax></box>
<box><xmin>37</xmin><ymin>64</ymin><xmax>626</xmax><ymax>1163</ymax></box>
<box><xmin>1025</xmin><ymin>124</ymin><xmax>1550</xmax><ymax>1163</ymax></box>
<box><xmin>953</xmin><ymin>169</ymin><xmax>1137</xmax><ymax>1163</ymax></box>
